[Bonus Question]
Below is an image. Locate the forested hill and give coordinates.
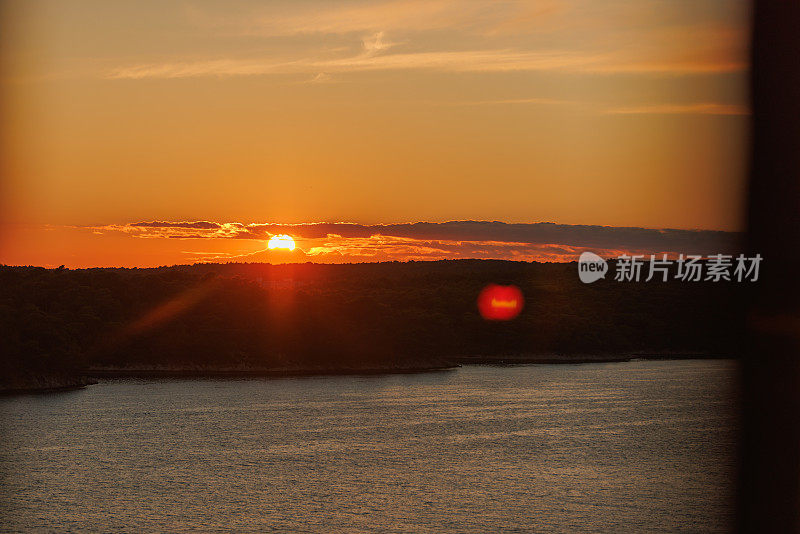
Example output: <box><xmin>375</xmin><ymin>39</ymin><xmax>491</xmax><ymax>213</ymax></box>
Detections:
<box><xmin>1</xmin><ymin>260</ymin><xmax>743</xmax><ymax>390</ymax></box>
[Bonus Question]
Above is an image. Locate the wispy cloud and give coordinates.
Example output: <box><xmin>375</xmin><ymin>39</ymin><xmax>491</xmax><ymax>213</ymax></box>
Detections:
<box><xmin>106</xmin><ymin>47</ymin><xmax>745</xmax><ymax>80</ymax></box>
<box><xmin>103</xmin><ymin>49</ymin><xmax>581</xmax><ymax>79</ymax></box>
<box><xmin>141</xmin><ymin>0</ymin><xmax>747</xmax><ymax>81</ymax></box>
<box><xmin>191</xmin><ymin>0</ymin><xmax>554</xmax><ymax>37</ymax></box>
<box><xmin>446</xmin><ymin>97</ymin><xmax>582</xmax><ymax>107</ymax></box>
<box><xmin>605</xmin><ymin>103</ymin><xmax>750</xmax><ymax>116</ymax></box>
<box><xmin>362</xmin><ymin>31</ymin><xmax>394</xmax><ymax>54</ymax></box>
<box><xmin>307</xmin><ymin>72</ymin><xmax>334</xmax><ymax>84</ymax></box>
<box><xmin>437</xmin><ymin>97</ymin><xmax>749</xmax><ymax>117</ymax></box>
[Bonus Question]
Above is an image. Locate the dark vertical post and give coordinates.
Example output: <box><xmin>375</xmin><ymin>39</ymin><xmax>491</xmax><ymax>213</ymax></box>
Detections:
<box><xmin>740</xmin><ymin>1</ymin><xmax>800</xmax><ymax>531</ymax></box>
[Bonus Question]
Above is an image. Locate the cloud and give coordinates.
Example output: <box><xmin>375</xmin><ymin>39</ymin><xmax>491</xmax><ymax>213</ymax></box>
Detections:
<box><xmin>197</xmin><ymin>0</ymin><xmax>550</xmax><ymax>38</ymax></box>
<box><xmin>89</xmin><ymin>220</ymin><xmax>741</xmax><ymax>259</ymax></box>
<box><xmin>180</xmin><ymin>234</ymin><xmax>632</xmax><ymax>264</ymax></box>
<box><xmin>437</xmin><ymin>97</ymin><xmax>748</xmax><ymax>117</ymax></box>
<box><xmin>103</xmin><ymin>49</ymin><xmax>597</xmax><ymax>79</ymax></box>
<box><xmin>181</xmin><ymin>246</ymin><xmax>308</xmax><ymax>264</ymax></box>
<box><xmin>105</xmin><ymin>46</ymin><xmax>744</xmax><ymax>80</ymax></box>
<box><xmin>308</xmin><ymin>72</ymin><xmax>334</xmax><ymax>84</ymax></box>
<box><xmin>110</xmin><ymin>0</ymin><xmax>744</xmax><ymax>81</ymax></box>
<box><xmin>105</xmin><ymin>2</ymin><xmax>748</xmax><ymax>80</ymax></box>
<box><xmin>362</xmin><ymin>31</ymin><xmax>393</xmax><ymax>54</ymax></box>
<box><xmin>300</xmin><ymin>235</ymin><xmax>632</xmax><ymax>263</ymax></box>
<box><xmin>605</xmin><ymin>103</ymin><xmax>750</xmax><ymax>116</ymax></box>
<box><xmin>442</xmin><ymin>97</ymin><xmax>750</xmax><ymax>118</ymax></box>
<box><xmin>446</xmin><ymin>97</ymin><xmax>582</xmax><ymax>107</ymax></box>
<box><xmin>129</xmin><ymin>220</ymin><xmax>222</xmax><ymax>229</ymax></box>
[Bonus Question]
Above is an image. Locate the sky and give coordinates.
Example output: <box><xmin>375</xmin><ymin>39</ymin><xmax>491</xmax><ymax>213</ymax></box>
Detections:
<box><xmin>0</xmin><ymin>0</ymin><xmax>750</xmax><ymax>267</ymax></box>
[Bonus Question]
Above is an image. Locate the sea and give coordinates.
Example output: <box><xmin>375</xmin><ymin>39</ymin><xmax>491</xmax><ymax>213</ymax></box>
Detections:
<box><xmin>0</xmin><ymin>360</ymin><xmax>738</xmax><ymax>533</ymax></box>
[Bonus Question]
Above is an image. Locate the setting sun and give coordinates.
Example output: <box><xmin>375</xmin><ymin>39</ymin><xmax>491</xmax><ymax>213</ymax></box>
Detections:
<box><xmin>267</xmin><ymin>234</ymin><xmax>296</xmax><ymax>251</ymax></box>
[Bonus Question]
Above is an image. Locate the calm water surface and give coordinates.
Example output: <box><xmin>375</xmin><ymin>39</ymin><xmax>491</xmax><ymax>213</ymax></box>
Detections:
<box><xmin>0</xmin><ymin>360</ymin><xmax>738</xmax><ymax>533</ymax></box>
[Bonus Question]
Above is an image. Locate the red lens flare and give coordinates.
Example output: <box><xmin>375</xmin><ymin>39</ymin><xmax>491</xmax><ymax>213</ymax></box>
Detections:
<box><xmin>477</xmin><ymin>284</ymin><xmax>524</xmax><ymax>321</ymax></box>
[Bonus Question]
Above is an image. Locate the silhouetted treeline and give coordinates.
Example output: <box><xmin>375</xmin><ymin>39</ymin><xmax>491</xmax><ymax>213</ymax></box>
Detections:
<box><xmin>0</xmin><ymin>260</ymin><xmax>744</xmax><ymax>383</ymax></box>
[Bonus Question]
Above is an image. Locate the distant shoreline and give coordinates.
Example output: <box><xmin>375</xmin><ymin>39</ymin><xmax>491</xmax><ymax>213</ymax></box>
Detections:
<box><xmin>456</xmin><ymin>352</ymin><xmax>729</xmax><ymax>365</ymax></box>
<box><xmin>84</xmin><ymin>352</ymin><xmax>726</xmax><ymax>379</ymax></box>
<box><xmin>85</xmin><ymin>364</ymin><xmax>458</xmax><ymax>379</ymax></box>
<box><xmin>1</xmin><ymin>354</ymin><xmax>734</xmax><ymax>394</ymax></box>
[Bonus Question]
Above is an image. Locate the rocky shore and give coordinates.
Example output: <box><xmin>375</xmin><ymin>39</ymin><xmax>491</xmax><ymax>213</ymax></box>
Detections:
<box><xmin>85</xmin><ymin>360</ymin><xmax>458</xmax><ymax>379</ymax></box>
<box><xmin>0</xmin><ymin>371</ymin><xmax>97</xmax><ymax>394</ymax></box>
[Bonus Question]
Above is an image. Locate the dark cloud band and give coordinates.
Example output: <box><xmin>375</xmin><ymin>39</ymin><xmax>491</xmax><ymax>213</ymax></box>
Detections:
<box><xmin>124</xmin><ymin>220</ymin><xmax>740</xmax><ymax>255</ymax></box>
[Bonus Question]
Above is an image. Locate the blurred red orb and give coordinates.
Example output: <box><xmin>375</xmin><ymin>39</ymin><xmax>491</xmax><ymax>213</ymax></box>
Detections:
<box><xmin>477</xmin><ymin>284</ymin><xmax>524</xmax><ymax>321</ymax></box>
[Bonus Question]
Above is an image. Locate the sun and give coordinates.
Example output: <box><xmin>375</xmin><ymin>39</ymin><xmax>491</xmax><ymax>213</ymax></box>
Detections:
<box><xmin>267</xmin><ymin>234</ymin><xmax>296</xmax><ymax>251</ymax></box>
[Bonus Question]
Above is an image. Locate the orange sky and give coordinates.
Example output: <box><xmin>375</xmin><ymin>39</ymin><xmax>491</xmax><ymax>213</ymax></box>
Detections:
<box><xmin>0</xmin><ymin>0</ymin><xmax>750</xmax><ymax>267</ymax></box>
